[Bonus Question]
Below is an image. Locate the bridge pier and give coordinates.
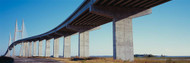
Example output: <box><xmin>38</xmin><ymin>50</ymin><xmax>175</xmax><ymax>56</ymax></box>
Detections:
<box><xmin>6</xmin><ymin>49</ymin><xmax>10</xmax><ymax>57</ymax></box>
<box><xmin>5</xmin><ymin>46</ymin><xmax>11</xmax><ymax>57</ymax></box>
<box><xmin>90</xmin><ymin>5</ymin><xmax>152</xmax><ymax>61</ymax></box>
<box><xmin>22</xmin><ymin>42</ymin><xmax>25</xmax><ymax>57</ymax></box>
<box><xmin>25</xmin><ymin>42</ymin><xmax>29</xmax><ymax>57</ymax></box>
<box><xmin>24</xmin><ymin>42</ymin><xmax>27</xmax><ymax>57</ymax></box>
<box><xmin>45</xmin><ymin>39</ymin><xmax>51</xmax><ymax>57</ymax></box>
<box><xmin>113</xmin><ymin>18</ymin><xmax>134</xmax><ymax>61</ymax></box>
<box><xmin>38</xmin><ymin>40</ymin><xmax>43</xmax><ymax>56</ymax></box>
<box><xmin>53</xmin><ymin>38</ymin><xmax>59</xmax><ymax>58</ymax></box>
<box><xmin>19</xmin><ymin>43</ymin><xmax>23</xmax><ymax>56</ymax></box>
<box><xmin>29</xmin><ymin>42</ymin><xmax>32</xmax><ymax>57</ymax></box>
<box><xmin>12</xmin><ymin>46</ymin><xmax>15</xmax><ymax>57</ymax></box>
<box><xmin>63</xmin><ymin>36</ymin><xmax>71</xmax><ymax>58</ymax></box>
<box><xmin>78</xmin><ymin>31</ymin><xmax>89</xmax><ymax>57</ymax></box>
<box><xmin>27</xmin><ymin>42</ymin><xmax>30</xmax><ymax>57</ymax></box>
<box><xmin>33</xmin><ymin>41</ymin><xmax>37</xmax><ymax>56</ymax></box>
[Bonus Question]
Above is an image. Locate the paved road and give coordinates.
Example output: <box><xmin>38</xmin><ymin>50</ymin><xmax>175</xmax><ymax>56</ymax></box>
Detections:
<box><xmin>14</xmin><ymin>57</ymin><xmax>62</xmax><ymax>63</ymax></box>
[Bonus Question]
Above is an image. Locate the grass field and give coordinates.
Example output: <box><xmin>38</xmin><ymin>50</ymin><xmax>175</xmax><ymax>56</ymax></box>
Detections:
<box><xmin>40</xmin><ymin>57</ymin><xmax>190</xmax><ymax>63</ymax></box>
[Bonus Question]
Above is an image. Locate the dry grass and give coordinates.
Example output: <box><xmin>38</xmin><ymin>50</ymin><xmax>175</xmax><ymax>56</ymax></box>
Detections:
<box><xmin>48</xmin><ymin>57</ymin><xmax>130</xmax><ymax>63</ymax></box>
<box><xmin>33</xmin><ymin>56</ymin><xmax>190</xmax><ymax>63</ymax></box>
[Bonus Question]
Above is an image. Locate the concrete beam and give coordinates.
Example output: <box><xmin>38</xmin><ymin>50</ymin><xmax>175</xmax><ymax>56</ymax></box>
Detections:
<box><xmin>38</xmin><ymin>40</ymin><xmax>43</xmax><ymax>56</ymax></box>
<box><xmin>129</xmin><ymin>9</ymin><xmax>152</xmax><ymax>18</ymax></box>
<box><xmin>88</xmin><ymin>26</ymin><xmax>100</xmax><ymax>31</ymax></box>
<box><xmin>63</xmin><ymin>36</ymin><xmax>71</xmax><ymax>58</ymax></box>
<box><xmin>66</xmin><ymin>25</ymin><xmax>94</xmax><ymax>32</ymax></box>
<box><xmin>53</xmin><ymin>38</ymin><xmax>59</xmax><ymax>58</ymax></box>
<box><xmin>33</xmin><ymin>41</ymin><xmax>37</xmax><ymax>56</ymax></box>
<box><xmin>65</xmin><ymin>26</ymin><xmax>100</xmax><ymax>36</ymax></box>
<box><xmin>90</xmin><ymin>5</ymin><xmax>151</xmax><ymax>19</ymax></box>
<box><xmin>45</xmin><ymin>39</ymin><xmax>51</xmax><ymax>57</ymax></box>
<box><xmin>113</xmin><ymin>18</ymin><xmax>134</xmax><ymax>61</ymax></box>
<box><xmin>78</xmin><ymin>31</ymin><xmax>89</xmax><ymax>57</ymax></box>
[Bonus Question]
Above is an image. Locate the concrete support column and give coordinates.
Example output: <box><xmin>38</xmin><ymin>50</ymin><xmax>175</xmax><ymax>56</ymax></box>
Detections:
<box><xmin>12</xmin><ymin>46</ymin><xmax>15</xmax><ymax>57</ymax></box>
<box><xmin>29</xmin><ymin>42</ymin><xmax>32</xmax><ymax>57</ymax></box>
<box><xmin>113</xmin><ymin>18</ymin><xmax>134</xmax><ymax>61</ymax></box>
<box><xmin>6</xmin><ymin>49</ymin><xmax>10</xmax><ymax>57</ymax></box>
<box><xmin>33</xmin><ymin>41</ymin><xmax>37</xmax><ymax>56</ymax></box>
<box><xmin>53</xmin><ymin>38</ymin><xmax>59</xmax><ymax>58</ymax></box>
<box><xmin>25</xmin><ymin>42</ymin><xmax>29</xmax><ymax>57</ymax></box>
<box><xmin>6</xmin><ymin>46</ymin><xmax>11</xmax><ymax>57</ymax></box>
<box><xmin>78</xmin><ymin>31</ymin><xmax>89</xmax><ymax>57</ymax></box>
<box><xmin>23</xmin><ymin>42</ymin><xmax>26</xmax><ymax>57</ymax></box>
<box><xmin>19</xmin><ymin>43</ymin><xmax>23</xmax><ymax>56</ymax></box>
<box><xmin>38</xmin><ymin>40</ymin><xmax>43</xmax><ymax>56</ymax></box>
<box><xmin>63</xmin><ymin>36</ymin><xmax>71</xmax><ymax>58</ymax></box>
<box><xmin>45</xmin><ymin>39</ymin><xmax>51</xmax><ymax>57</ymax></box>
<box><xmin>27</xmin><ymin>42</ymin><xmax>29</xmax><ymax>57</ymax></box>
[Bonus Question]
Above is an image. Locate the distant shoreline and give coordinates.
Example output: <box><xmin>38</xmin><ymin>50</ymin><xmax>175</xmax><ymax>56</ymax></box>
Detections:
<box><xmin>65</xmin><ymin>55</ymin><xmax>190</xmax><ymax>58</ymax></box>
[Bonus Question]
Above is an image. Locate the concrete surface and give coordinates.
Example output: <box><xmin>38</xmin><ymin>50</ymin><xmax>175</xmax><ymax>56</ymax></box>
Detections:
<box><xmin>12</xmin><ymin>46</ymin><xmax>15</xmax><ymax>57</ymax></box>
<box><xmin>78</xmin><ymin>31</ymin><xmax>89</xmax><ymax>57</ymax></box>
<box><xmin>33</xmin><ymin>41</ymin><xmax>37</xmax><ymax>56</ymax></box>
<box><xmin>113</xmin><ymin>18</ymin><xmax>134</xmax><ymax>61</ymax></box>
<box><xmin>29</xmin><ymin>42</ymin><xmax>32</xmax><ymax>57</ymax></box>
<box><xmin>53</xmin><ymin>38</ymin><xmax>59</xmax><ymax>58</ymax></box>
<box><xmin>25</xmin><ymin>42</ymin><xmax>29</xmax><ymax>57</ymax></box>
<box><xmin>63</xmin><ymin>36</ymin><xmax>71</xmax><ymax>58</ymax></box>
<box><xmin>45</xmin><ymin>39</ymin><xmax>51</xmax><ymax>57</ymax></box>
<box><xmin>38</xmin><ymin>40</ymin><xmax>43</xmax><ymax>56</ymax></box>
<box><xmin>22</xmin><ymin>42</ymin><xmax>25</xmax><ymax>57</ymax></box>
<box><xmin>19</xmin><ymin>43</ymin><xmax>23</xmax><ymax>56</ymax></box>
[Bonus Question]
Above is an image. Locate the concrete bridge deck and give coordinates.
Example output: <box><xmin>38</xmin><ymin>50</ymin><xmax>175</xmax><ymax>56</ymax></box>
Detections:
<box><xmin>6</xmin><ymin>0</ymin><xmax>170</xmax><ymax>45</ymax></box>
<box><xmin>5</xmin><ymin>0</ymin><xmax>171</xmax><ymax>61</ymax></box>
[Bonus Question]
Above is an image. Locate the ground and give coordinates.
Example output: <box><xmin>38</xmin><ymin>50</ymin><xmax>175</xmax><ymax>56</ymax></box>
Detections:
<box><xmin>13</xmin><ymin>57</ymin><xmax>190</xmax><ymax>63</ymax></box>
<box><xmin>47</xmin><ymin>57</ymin><xmax>190</xmax><ymax>63</ymax></box>
<box><xmin>14</xmin><ymin>57</ymin><xmax>62</xmax><ymax>63</ymax></box>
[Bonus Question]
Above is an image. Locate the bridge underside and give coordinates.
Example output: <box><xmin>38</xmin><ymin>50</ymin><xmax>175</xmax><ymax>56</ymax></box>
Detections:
<box><xmin>5</xmin><ymin>0</ymin><xmax>170</xmax><ymax>61</ymax></box>
<box><xmin>21</xmin><ymin>0</ymin><xmax>170</xmax><ymax>41</ymax></box>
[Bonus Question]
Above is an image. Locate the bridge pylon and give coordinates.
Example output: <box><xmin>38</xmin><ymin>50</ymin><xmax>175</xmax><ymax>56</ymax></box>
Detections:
<box><xmin>7</xmin><ymin>19</ymin><xmax>26</xmax><ymax>57</ymax></box>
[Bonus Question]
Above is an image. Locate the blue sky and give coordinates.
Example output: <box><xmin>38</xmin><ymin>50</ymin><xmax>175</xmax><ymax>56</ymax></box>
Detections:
<box><xmin>0</xmin><ymin>0</ymin><xmax>190</xmax><ymax>56</ymax></box>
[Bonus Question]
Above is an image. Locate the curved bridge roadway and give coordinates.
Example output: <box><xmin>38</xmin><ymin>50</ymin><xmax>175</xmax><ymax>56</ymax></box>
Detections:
<box><xmin>4</xmin><ymin>0</ymin><xmax>170</xmax><ymax>61</ymax></box>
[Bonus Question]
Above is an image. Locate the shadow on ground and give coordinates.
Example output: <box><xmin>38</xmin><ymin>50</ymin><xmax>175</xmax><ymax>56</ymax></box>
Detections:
<box><xmin>71</xmin><ymin>57</ymin><xmax>101</xmax><ymax>61</ymax></box>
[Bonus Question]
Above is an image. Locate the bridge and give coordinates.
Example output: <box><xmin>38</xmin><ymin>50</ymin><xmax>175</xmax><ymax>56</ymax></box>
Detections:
<box><xmin>4</xmin><ymin>0</ymin><xmax>170</xmax><ymax>61</ymax></box>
